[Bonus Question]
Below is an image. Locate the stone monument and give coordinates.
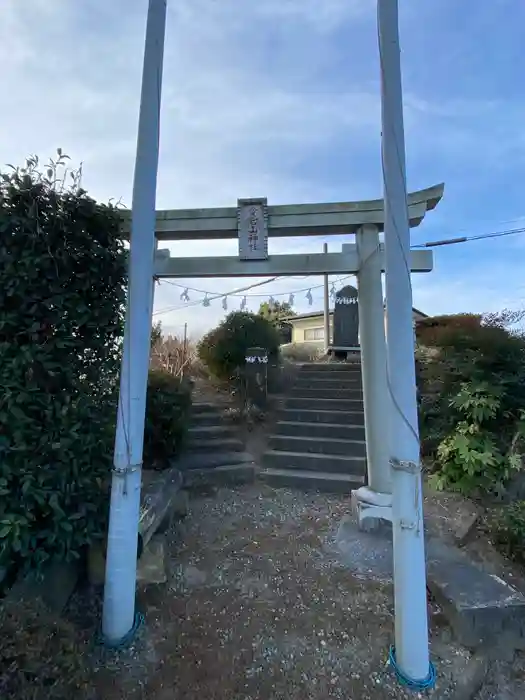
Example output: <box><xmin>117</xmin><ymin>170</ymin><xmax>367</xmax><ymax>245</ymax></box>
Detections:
<box><xmin>332</xmin><ymin>284</ymin><xmax>359</xmax><ymax>354</ymax></box>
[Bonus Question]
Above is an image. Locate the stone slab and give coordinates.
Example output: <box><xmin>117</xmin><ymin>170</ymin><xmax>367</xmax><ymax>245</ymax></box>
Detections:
<box><xmin>426</xmin><ymin>538</ymin><xmax>525</xmax><ymax>650</ymax></box>
<box><xmin>183</xmin><ymin>462</ymin><xmax>256</xmax><ymax>488</ymax></box>
<box><xmin>8</xmin><ymin>560</ymin><xmax>80</xmax><ymax>614</ymax></box>
<box><xmin>137</xmin><ymin>534</ymin><xmax>168</xmax><ymax>586</ymax></box>
<box><xmin>260</xmin><ymin>468</ymin><xmax>363</xmax><ymax>494</ymax></box>
<box><xmin>139</xmin><ymin>466</ymin><xmax>183</xmax><ymax>554</ymax></box>
<box><xmin>175</xmin><ymin>451</ymin><xmax>253</xmax><ymax>471</ymax></box>
<box><xmin>332</xmin><ymin>515</ymin><xmax>393</xmax><ymax>582</ymax></box>
<box><xmin>334</xmin><ymin>517</ymin><xmax>525</xmax><ymax>651</ymax></box>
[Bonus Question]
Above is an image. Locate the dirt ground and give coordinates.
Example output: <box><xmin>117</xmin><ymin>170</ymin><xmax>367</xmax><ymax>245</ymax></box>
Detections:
<box><xmin>71</xmin><ymin>482</ymin><xmax>524</xmax><ymax>700</ymax></box>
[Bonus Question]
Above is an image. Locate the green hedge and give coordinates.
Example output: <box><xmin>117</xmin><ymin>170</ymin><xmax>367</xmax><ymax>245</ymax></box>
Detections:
<box><xmin>197</xmin><ymin>311</ymin><xmax>280</xmax><ymax>382</ymax></box>
<box><xmin>0</xmin><ymin>153</ymin><xmax>127</xmax><ymax>572</ymax></box>
<box><xmin>417</xmin><ymin>313</ymin><xmax>525</xmax><ymax>497</ymax></box>
<box><xmin>143</xmin><ymin>370</ymin><xmax>192</xmax><ymax>469</ymax></box>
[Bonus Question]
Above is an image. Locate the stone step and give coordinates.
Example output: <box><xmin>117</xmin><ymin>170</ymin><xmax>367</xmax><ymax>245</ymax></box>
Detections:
<box><xmin>184</xmin><ymin>463</ymin><xmax>255</xmax><ymax>488</ymax></box>
<box><xmin>175</xmin><ymin>451</ymin><xmax>253</xmax><ymax>471</ymax></box>
<box><xmin>260</xmin><ymin>467</ymin><xmax>364</xmax><ymax>493</ymax></box>
<box><xmin>192</xmin><ymin>402</ymin><xmax>224</xmax><ymax>416</ymax></box>
<box><xmin>269</xmin><ymin>434</ymin><xmax>366</xmax><ymax>457</ymax></box>
<box><xmin>274</xmin><ymin>420</ymin><xmax>366</xmax><ymax>441</ymax></box>
<box><xmin>277</xmin><ymin>408</ymin><xmax>365</xmax><ymax>426</ymax></box>
<box><xmin>290</xmin><ymin>387</ymin><xmax>364</xmax><ymax>400</ymax></box>
<box><xmin>294</xmin><ymin>378</ymin><xmax>363</xmax><ymax>391</ymax></box>
<box><xmin>285</xmin><ymin>397</ymin><xmax>364</xmax><ymax>412</ymax></box>
<box><xmin>187</xmin><ymin>437</ymin><xmax>244</xmax><ymax>453</ymax></box>
<box><xmin>188</xmin><ymin>424</ymin><xmax>237</xmax><ymax>439</ymax></box>
<box><xmin>297</xmin><ymin>372</ymin><xmax>362</xmax><ymax>383</ymax></box>
<box><xmin>191</xmin><ymin>411</ymin><xmax>225</xmax><ymax>427</ymax></box>
<box><xmin>263</xmin><ymin>449</ymin><xmax>366</xmax><ymax>476</ymax></box>
<box><xmin>300</xmin><ymin>363</ymin><xmax>361</xmax><ymax>373</ymax></box>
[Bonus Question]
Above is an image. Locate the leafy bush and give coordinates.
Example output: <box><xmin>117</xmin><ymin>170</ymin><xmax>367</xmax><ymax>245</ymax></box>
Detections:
<box><xmin>418</xmin><ymin>312</ymin><xmax>525</xmax><ymax>497</ymax></box>
<box><xmin>487</xmin><ymin>500</ymin><xmax>525</xmax><ymax>565</ymax></box>
<box><xmin>197</xmin><ymin>311</ymin><xmax>280</xmax><ymax>382</ymax></box>
<box><xmin>416</xmin><ymin>313</ymin><xmax>485</xmax><ymax>348</ymax></box>
<box><xmin>0</xmin><ymin>153</ymin><xmax>126</xmax><ymax>572</ymax></box>
<box><xmin>429</xmin><ymin>382</ymin><xmax>525</xmax><ymax>496</ymax></box>
<box><xmin>143</xmin><ymin>370</ymin><xmax>192</xmax><ymax>469</ymax></box>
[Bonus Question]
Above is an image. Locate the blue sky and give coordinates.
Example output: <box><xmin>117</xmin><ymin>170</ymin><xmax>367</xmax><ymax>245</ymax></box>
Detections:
<box><xmin>2</xmin><ymin>0</ymin><xmax>524</xmax><ymax>337</ymax></box>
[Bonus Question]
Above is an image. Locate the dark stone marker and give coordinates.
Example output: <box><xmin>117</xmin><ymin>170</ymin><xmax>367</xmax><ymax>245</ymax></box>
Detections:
<box><xmin>245</xmin><ymin>346</ymin><xmax>268</xmax><ymax>408</ymax></box>
<box><xmin>333</xmin><ymin>284</ymin><xmax>359</xmax><ymax>349</ymax></box>
<box><xmin>277</xmin><ymin>321</ymin><xmax>292</xmax><ymax>345</ymax></box>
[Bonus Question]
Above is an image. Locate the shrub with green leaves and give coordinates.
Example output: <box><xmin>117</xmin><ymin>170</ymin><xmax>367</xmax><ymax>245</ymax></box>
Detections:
<box><xmin>0</xmin><ymin>153</ymin><xmax>127</xmax><ymax>571</ymax></box>
<box><xmin>418</xmin><ymin>312</ymin><xmax>525</xmax><ymax>497</ymax></box>
<box><xmin>197</xmin><ymin>311</ymin><xmax>280</xmax><ymax>382</ymax></box>
<box><xmin>143</xmin><ymin>370</ymin><xmax>192</xmax><ymax>469</ymax></box>
<box><xmin>487</xmin><ymin>500</ymin><xmax>525</xmax><ymax>565</ymax></box>
<box><xmin>429</xmin><ymin>382</ymin><xmax>525</xmax><ymax>496</ymax></box>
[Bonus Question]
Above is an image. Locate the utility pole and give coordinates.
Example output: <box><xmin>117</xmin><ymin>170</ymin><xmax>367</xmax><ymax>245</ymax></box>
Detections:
<box><xmin>102</xmin><ymin>0</ymin><xmax>167</xmax><ymax>644</ymax></box>
<box><xmin>378</xmin><ymin>0</ymin><xmax>434</xmax><ymax>687</ymax></box>
<box><xmin>323</xmin><ymin>242</ymin><xmax>330</xmax><ymax>353</ymax></box>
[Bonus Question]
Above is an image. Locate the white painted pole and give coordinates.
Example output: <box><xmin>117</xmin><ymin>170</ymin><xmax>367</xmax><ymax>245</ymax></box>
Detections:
<box><xmin>356</xmin><ymin>224</ymin><xmax>391</xmax><ymax>496</ymax></box>
<box><xmin>323</xmin><ymin>242</ymin><xmax>330</xmax><ymax>353</ymax></box>
<box><xmin>378</xmin><ymin>0</ymin><xmax>431</xmax><ymax>684</ymax></box>
<box><xmin>102</xmin><ymin>0</ymin><xmax>167</xmax><ymax>644</ymax></box>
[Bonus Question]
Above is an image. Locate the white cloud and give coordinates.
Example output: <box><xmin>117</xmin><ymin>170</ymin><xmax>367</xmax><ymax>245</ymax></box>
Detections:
<box><xmin>1</xmin><ymin>0</ymin><xmax>523</xmax><ymax>337</ymax></box>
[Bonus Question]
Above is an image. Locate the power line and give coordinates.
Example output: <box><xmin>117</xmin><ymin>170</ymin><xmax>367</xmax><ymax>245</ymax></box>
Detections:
<box><xmin>153</xmin><ymin>273</ymin><xmax>354</xmax><ymax>317</ymax></box>
<box><xmin>153</xmin><ymin>222</ymin><xmax>525</xmax><ymax>317</ymax></box>
<box><xmin>414</xmin><ymin>226</ymin><xmax>525</xmax><ymax>249</ymax></box>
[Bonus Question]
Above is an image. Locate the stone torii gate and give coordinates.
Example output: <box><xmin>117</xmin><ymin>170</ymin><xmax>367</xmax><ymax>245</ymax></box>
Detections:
<box><xmin>104</xmin><ymin>0</ymin><xmax>440</xmax><ymax>688</ymax></box>
<box><xmin>121</xmin><ymin>185</ymin><xmax>443</xmax><ymax>530</ymax></box>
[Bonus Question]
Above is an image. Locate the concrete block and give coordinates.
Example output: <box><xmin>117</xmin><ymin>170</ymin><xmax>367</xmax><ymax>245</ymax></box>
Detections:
<box><xmin>183</xmin><ymin>462</ymin><xmax>255</xmax><ymax>488</ymax></box>
<box><xmin>274</xmin><ymin>420</ymin><xmax>365</xmax><ymax>441</ymax></box>
<box><xmin>137</xmin><ymin>534</ymin><xmax>168</xmax><ymax>586</ymax></box>
<box><xmin>260</xmin><ymin>467</ymin><xmax>364</xmax><ymax>493</ymax></box>
<box><xmin>285</xmin><ymin>397</ymin><xmax>364</xmax><ymax>412</ymax></box>
<box><xmin>187</xmin><ymin>437</ymin><xmax>244</xmax><ymax>453</ymax></box>
<box><xmin>426</xmin><ymin>538</ymin><xmax>525</xmax><ymax>650</ymax></box>
<box><xmin>263</xmin><ymin>449</ymin><xmax>366</xmax><ymax>476</ymax></box>
<box><xmin>268</xmin><ymin>434</ymin><xmax>366</xmax><ymax>457</ymax></box>
<box><xmin>177</xmin><ymin>451</ymin><xmax>253</xmax><ymax>471</ymax></box>
<box><xmin>8</xmin><ymin>560</ymin><xmax>80</xmax><ymax>614</ymax></box>
<box><xmin>277</xmin><ymin>408</ymin><xmax>364</xmax><ymax>426</ymax></box>
<box><xmin>290</xmin><ymin>387</ymin><xmax>363</xmax><ymax>400</ymax></box>
<box><xmin>453</xmin><ymin>508</ymin><xmax>481</xmax><ymax>546</ymax></box>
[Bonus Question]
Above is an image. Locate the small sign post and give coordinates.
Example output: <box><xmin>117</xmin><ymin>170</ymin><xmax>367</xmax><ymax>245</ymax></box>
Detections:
<box><xmin>244</xmin><ymin>346</ymin><xmax>268</xmax><ymax>408</ymax></box>
<box><xmin>333</xmin><ymin>284</ymin><xmax>360</xmax><ymax>349</ymax></box>
<box><xmin>238</xmin><ymin>198</ymin><xmax>269</xmax><ymax>261</ymax></box>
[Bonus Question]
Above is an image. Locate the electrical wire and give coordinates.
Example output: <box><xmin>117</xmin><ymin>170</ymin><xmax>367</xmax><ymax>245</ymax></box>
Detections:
<box><xmin>153</xmin><ymin>273</ymin><xmax>355</xmax><ymax>317</ymax></box>
<box><xmin>377</xmin><ymin>5</ymin><xmax>421</xmax><ymax>449</ymax></box>
<box><xmin>153</xmin><ymin>220</ymin><xmax>525</xmax><ymax>316</ymax></box>
<box><xmin>414</xmin><ymin>226</ymin><xmax>525</xmax><ymax>249</ymax></box>
<box><xmin>159</xmin><ymin>274</ymin><xmax>354</xmax><ymax>299</ymax></box>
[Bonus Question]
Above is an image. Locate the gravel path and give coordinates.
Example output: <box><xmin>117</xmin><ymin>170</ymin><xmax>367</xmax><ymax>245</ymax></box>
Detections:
<box><xmin>91</xmin><ymin>483</ymin><xmax>494</xmax><ymax>699</ymax></box>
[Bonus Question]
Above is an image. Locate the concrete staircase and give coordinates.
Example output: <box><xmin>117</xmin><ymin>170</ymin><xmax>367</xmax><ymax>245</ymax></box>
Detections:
<box><xmin>261</xmin><ymin>362</ymin><xmax>366</xmax><ymax>493</ymax></box>
<box><xmin>179</xmin><ymin>403</ymin><xmax>255</xmax><ymax>487</ymax></box>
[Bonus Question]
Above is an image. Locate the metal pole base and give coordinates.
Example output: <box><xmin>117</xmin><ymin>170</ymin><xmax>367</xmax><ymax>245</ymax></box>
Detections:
<box><xmin>352</xmin><ymin>486</ymin><xmax>393</xmax><ymax>532</ymax></box>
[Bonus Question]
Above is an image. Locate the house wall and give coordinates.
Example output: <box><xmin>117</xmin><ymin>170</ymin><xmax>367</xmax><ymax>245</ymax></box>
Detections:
<box><xmin>289</xmin><ymin>308</ymin><xmax>425</xmax><ymax>345</ymax></box>
<box><xmin>290</xmin><ymin>316</ymin><xmax>333</xmax><ymax>344</ymax></box>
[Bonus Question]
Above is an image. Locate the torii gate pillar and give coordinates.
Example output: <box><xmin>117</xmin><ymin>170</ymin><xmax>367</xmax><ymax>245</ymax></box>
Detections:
<box><xmin>352</xmin><ymin>223</ymin><xmax>393</xmax><ymax>529</ymax></box>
